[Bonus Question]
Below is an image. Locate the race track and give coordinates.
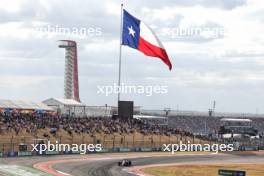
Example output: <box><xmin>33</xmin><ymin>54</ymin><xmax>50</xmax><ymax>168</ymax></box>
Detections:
<box><xmin>51</xmin><ymin>153</ymin><xmax>264</xmax><ymax>176</ymax></box>
<box><xmin>1</xmin><ymin>152</ymin><xmax>264</xmax><ymax>176</ymax></box>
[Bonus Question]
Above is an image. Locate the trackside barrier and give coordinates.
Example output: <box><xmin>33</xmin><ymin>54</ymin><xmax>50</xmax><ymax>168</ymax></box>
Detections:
<box><xmin>45</xmin><ymin>151</ymin><xmax>59</xmax><ymax>155</ymax></box>
<box><xmin>112</xmin><ymin>148</ymin><xmax>120</xmax><ymax>152</ymax></box>
<box><xmin>119</xmin><ymin>148</ymin><xmax>132</xmax><ymax>152</ymax></box>
<box><xmin>152</xmin><ymin>147</ymin><xmax>161</xmax><ymax>151</ymax></box>
<box><xmin>63</xmin><ymin>150</ymin><xmax>85</xmax><ymax>154</ymax></box>
<box><xmin>8</xmin><ymin>151</ymin><xmax>17</xmax><ymax>157</ymax></box>
<box><xmin>134</xmin><ymin>147</ymin><xmax>141</xmax><ymax>152</ymax></box>
<box><xmin>87</xmin><ymin>150</ymin><xmax>100</xmax><ymax>154</ymax></box>
<box><xmin>239</xmin><ymin>146</ymin><xmax>259</xmax><ymax>151</ymax></box>
<box><xmin>18</xmin><ymin>151</ymin><xmax>32</xmax><ymax>157</ymax></box>
<box><xmin>1</xmin><ymin>142</ymin><xmax>262</xmax><ymax>158</ymax></box>
<box><xmin>140</xmin><ymin>148</ymin><xmax>152</xmax><ymax>152</ymax></box>
<box><xmin>161</xmin><ymin>145</ymin><xmax>168</xmax><ymax>151</ymax></box>
<box><xmin>71</xmin><ymin>150</ymin><xmax>80</xmax><ymax>154</ymax></box>
<box><xmin>97</xmin><ymin>148</ymin><xmax>110</xmax><ymax>153</ymax></box>
<box><xmin>63</xmin><ymin>150</ymin><xmax>72</xmax><ymax>154</ymax></box>
<box><xmin>36</xmin><ymin>151</ymin><xmax>46</xmax><ymax>155</ymax></box>
<box><xmin>259</xmin><ymin>146</ymin><xmax>264</xmax><ymax>150</ymax></box>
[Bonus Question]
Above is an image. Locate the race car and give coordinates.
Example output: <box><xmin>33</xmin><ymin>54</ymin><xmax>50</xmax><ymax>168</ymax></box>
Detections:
<box><xmin>118</xmin><ymin>159</ymin><xmax>132</xmax><ymax>166</ymax></box>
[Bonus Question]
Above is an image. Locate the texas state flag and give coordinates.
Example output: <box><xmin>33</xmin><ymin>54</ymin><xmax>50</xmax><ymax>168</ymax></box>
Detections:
<box><xmin>122</xmin><ymin>10</ymin><xmax>172</xmax><ymax>70</ymax></box>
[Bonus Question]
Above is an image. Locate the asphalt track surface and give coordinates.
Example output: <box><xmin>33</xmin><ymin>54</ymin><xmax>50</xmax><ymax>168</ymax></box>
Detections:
<box><xmin>51</xmin><ymin>153</ymin><xmax>264</xmax><ymax>176</ymax></box>
<box><xmin>1</xmin><ymin>152</ymin><xmax>264</xmax><ymax>176</ymax></box>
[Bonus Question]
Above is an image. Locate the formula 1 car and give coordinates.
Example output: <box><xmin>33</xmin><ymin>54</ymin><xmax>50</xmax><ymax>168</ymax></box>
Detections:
<box><xmin>118</xmin><ymin>159</ymin><xmax>132</xmax><ymax>167</ymax></box>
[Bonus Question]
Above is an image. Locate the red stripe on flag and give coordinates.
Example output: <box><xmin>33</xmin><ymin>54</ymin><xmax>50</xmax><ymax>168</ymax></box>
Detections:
<box><xmin>138</xmin><ymin>37</ymin><xmax>172</xmax><ymax>70</ymax></box>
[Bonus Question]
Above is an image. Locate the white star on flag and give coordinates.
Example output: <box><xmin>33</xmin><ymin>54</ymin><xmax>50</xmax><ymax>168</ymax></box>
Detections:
<box><xmin>128</xmin><ymin>26</ymin><xmax>135</xmax><ymax>37</ymax></box>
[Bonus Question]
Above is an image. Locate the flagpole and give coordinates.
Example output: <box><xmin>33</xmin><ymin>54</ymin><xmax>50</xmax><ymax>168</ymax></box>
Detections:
<box><xmin>117</xmin><ymin>3</ymin><xmax>123</xmax><ymax>103</ymax></box>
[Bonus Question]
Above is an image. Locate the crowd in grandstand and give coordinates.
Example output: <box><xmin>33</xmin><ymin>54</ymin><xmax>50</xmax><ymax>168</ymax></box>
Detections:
<box><xmin>1</xmin><ymin>111</ymin><xmax>263</xmax><ymax>141</ymax></box>
<box><xmin>0</xmin><ymin>112</ymin><xmax>193</xmax><ymax>139</ymax></box>
<box><xmin>168</xmin><ymin>115</ymin><xmax>264</xmax><ymax>135</ymax></box>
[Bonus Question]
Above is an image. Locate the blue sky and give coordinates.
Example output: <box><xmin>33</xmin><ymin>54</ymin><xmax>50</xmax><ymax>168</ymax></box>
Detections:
<box><xmin>0</xmin><ymin>0</ymin><xmax>264</xmax><ymax>113</ymax></box>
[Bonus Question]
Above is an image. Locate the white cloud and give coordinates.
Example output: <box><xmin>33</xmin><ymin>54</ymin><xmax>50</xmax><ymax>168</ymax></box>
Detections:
<box><xmin>0</xmin><ymin>75</ymin><xmax>52</xmax><ymax>88</ymax></box>
<box><xmin>0</xmin><ymin>0</ymin><xmax>263</xmax><ymax>113</ymax></box>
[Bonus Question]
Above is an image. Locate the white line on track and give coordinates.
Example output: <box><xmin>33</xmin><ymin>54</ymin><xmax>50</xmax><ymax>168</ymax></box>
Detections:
<box><xmin>56</xmin><ymin>170</ymin><xmax>71</xmax><ymax>176</ymax></box>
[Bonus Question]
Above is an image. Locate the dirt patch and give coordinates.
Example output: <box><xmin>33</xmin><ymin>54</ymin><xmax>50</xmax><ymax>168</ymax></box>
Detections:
<box><xmin>143</xmin><ymin>164</ymin><xmax>264</xmax><ymax>176</ymax></box>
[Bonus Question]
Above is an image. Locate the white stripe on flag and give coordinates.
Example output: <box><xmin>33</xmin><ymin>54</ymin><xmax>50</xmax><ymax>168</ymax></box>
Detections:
<box><xmin>139</xmin><ymin>21</ymin><xmax>165</xmax><ymax>49</ymax></box>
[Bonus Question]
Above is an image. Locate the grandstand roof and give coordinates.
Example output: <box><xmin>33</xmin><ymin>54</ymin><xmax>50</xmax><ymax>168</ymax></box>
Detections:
<box><xmin>220</xmin><ymin>118</ymin><xmax>252</xmax><ymax>122</ymax></box>
<box><xmin>0</xmin><ymin>99</ymin><xmax>54</xmax><ymax>111</ymax></box>
<box><xmin>133</xmin><ymin>115</ymin><xmax>168</xmax><ymax>120</ymax></box>
<box><xmin>141</xmin><ymin>109</ymin><xmax>264</xmax><ymax>118</ymax></box>
<box><xmin>42</xmin><ymin>98</ymin><xmax>84</xmax><ymax>106</ymax></box>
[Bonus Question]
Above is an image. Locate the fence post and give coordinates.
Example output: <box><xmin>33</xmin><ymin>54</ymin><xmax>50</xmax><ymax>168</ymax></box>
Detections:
<box><xmin>112</xmin><ymin>135</ymin><xmax>115</xmax><ymax>149</ymax></box>
<box><xmin>71</xmin><ymin>135</ymin><xmax>74</xmax><ymax>145</ymax></box>
<box><xmin>11</xmin><ymin>135</ymin><xmax>13</xmax><ymax>147</ymax></box>
<box><xmin>103</xmin><ymin>135</ymin><xmax>106</xmax><ymax>147</ymax></box>
<box><xmin>132</xmin><ymin>133</ymin><xmax>135</xmax><ymax>148</ymax></box>
<box><xmin>59</xmin><ymin>136</ymin><xmax>62</xmax><ymax>144</ymax></box>
<box><xmin>159</xmin><ymin>135</ymin><xmax>161</xmax><ymax>147</ymax></box>
<box><xmin>151</xmin><ymin>135</ymin><xmax>154</xmax><ymax>148</ymax></box>
<box><xmin>124</xmin><ymin>135</ymin><xmax>126</xmax><ymax>148</ymax></box>
<box><xmin>82</xmin><ymin>135</ymin><xmax>84</xmax><ymax>144</ymax></box>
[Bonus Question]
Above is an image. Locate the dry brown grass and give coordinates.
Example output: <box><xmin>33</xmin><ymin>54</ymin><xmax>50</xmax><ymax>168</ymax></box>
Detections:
<box><xmin>143</xmin><ymin>164</ymin><xmax>264</xmax><ymax>176</ymax></box>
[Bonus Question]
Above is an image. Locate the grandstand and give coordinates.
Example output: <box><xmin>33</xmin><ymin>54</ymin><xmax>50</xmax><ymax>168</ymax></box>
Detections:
<box><xmin>142</xmin><ymin>109</ymin><xmax>264</xmax><ymax>118</ymax></box>
<box><xmin>0</xmin><ymin>109</ymin><xmax>211</xmax><ymax>154</ymax></box>
<box><xmin>219</xmin><ymin>118</ymin><xmax>255</xmax><ymax>139</ymax></box>
<box><xmin>218</xmin><ymin>118</ymin><xmax>261</xmax><ymax>150</ymax></box>
<box><xmin>167</xmin><ymin>115</ymin><xmax>264</xmax><ymax>135</ymax></box>
<box><xmin>0</xmin><ymin>103</ymin><xmax>263</xmax><ymax>155</ymax></box>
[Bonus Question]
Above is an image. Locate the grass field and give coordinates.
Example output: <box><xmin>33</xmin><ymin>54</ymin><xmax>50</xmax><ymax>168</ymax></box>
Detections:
<box><xmin>143</xmin><ymin>164</ymin><xmax>264</xmax><ymax>176</ymax></box>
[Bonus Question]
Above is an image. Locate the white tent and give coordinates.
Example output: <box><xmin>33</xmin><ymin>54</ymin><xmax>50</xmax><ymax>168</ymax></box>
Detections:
<box><xmin>0</xmin><ymin>99</ymin><xmax>53</xmax><ymax>111</ymax></box>
<box><xmin>42</xmin><ymin>98</ymin><xmax>84</xmax><ymax>107</ymax></box>
<box><xmin>42</xmin><ymin>98</ymin><xmax>111</xmax><ymax>117</ymax></box>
